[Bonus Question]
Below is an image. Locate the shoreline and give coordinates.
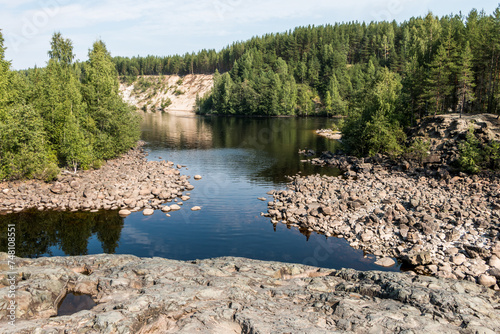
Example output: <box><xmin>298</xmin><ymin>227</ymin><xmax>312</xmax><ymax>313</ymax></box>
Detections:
<box><xmin>266</xmin><ymin>167</ymin><xmax>500</xmax><ymax>288</ymax></box>
<box><xmin>268</xmin><ymin>114</ymin><xmax>500</xmax><ymax>288</ymax></box>
<box><xmin>0</xmin><ymin>142</ymin><xmax>195</xmax><ymax>215</ymax></box>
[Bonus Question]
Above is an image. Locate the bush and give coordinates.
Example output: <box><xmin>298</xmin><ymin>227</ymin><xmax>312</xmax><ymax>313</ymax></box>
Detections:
<box><xmin>161</xmin><ymin>98</ymin><xmax>172</xmax><ymax>110</ymax></box>
<box><xmin>483</xmin><ymin>141</ymin><xmax>500</xmax><ymax>170</ymax></box>
<box><xmin>134</xmin><ymin>77</ymin><xmax>154</xmax><ymax>93</ymax></box>
<box><xmin>458</xmin><ymin>126</ymin><xmax>500</xmax><ymax>173</ymax></box>
<box><xmin>405</xmin><ymin>138</ymin><xmax>430</xmax><ymax>163</ymax></box>
<box><xmin>0</xmin><ymin>105</ymin><xmax>60</xmax><ymax>180</ymax></box>
<box><xmin>458</xmin><ymin>127</ymin><xmax>482</xmax><ymax>173</ymax></box>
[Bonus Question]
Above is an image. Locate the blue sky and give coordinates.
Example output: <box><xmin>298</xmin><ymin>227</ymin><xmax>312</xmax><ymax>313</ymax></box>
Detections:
<box><xmin>1</xmin><ymin>0</ymin><xmax>498</xmax><ymax>69</ymax></box>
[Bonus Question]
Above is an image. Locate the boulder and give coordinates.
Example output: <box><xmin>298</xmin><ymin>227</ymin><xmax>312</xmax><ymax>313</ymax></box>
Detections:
<box><xmin>50</xmin><ymin>183</ymin><xmax>63</xmax><ymax>194</ymax></box>
<box><xmin>477</xmin><ymin>274</ymin><xmax>497</xmax><ymax>288</ymax></box>
<box><xmin>374</xmin><ymin>257</ymin><xmax>396</xmax><ymax>267</ymax></box>
<box><xmin>404</xmin><ymin>251</ymin><xmax>432</xmax><ymax>266</ymax></box>
<box><xmin>452</xmin><ymin>253</ymin><xmax>467</xmax><ymax>266</ymax></box>
<box><xmin>118</xmin><ymin>209</ymin><xmax>131</xmax><ymax>217</ymax></box>
<box><xmin>143</xmin><ymin>209</ymin><xmax>154</xmax><ymax>216</ymax></box>
<box><xmin>488</xmin><ymin>255</ymin><xmax>500</xmax><ymax>270</ymax></box>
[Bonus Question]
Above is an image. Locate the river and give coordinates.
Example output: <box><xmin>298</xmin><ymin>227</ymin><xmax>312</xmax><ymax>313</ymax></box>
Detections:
<box><xmin>1</xmin><ymin>112</ymin><xmax>400</xmax><ymax>272</ymax></box>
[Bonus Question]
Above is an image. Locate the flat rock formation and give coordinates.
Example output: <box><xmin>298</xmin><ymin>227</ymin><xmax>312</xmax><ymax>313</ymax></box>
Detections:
<box><xmin>0</xmin><ymin>142</ymin><xmax>194</xmax><ymax>214</ymax></box>
<box><xmin>1</xmin><ymin>253</ymin><xmax>499</xmax><ymax>333</ymax></box>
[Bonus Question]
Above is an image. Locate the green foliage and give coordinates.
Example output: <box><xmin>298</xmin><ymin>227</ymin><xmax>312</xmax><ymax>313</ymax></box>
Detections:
<box><xmin>48</xmin><ymin>32</ymin><xmax>74</xmax><ymax>65</ymax></box>
<box><xmin>60</xmin><ymin>112</ymin><xmax>92</xmax><ymax>172</ymax></box>
<box><xmin>0</xmin><ymin>32</ymin><xmax>140</xmax><ymax>180</ymax></box>
<box><xmin>456</xmin><ymin>41</ymin><xmax>475</xmax><ymax>115</ymax></box>
<box><xmin>483</xmin><ymin>141</ymin><xmax>500</xmax><ymax>170</ymax></box>
<box><xmin>458</xmin><ymin>127</ymin><xmax>482</xmax><ymax>173</ymax></box>
<box><xmin>133</xmin><ymin>76</ymin><xmax>154</xmax><ymax>93</ymax></box>
<box><xmin>193</xmin><ymin>6</ymin><xmax>499</xmax><ymax>121</ymax></box>
<box><xmin>161</xmin><ymin>97</ymin><xmax>172</xmax><ymax>110</ymax></box>
<box><xmin>0</xmin><ymin>105</ymin><xmax>59</xmax><ymax>180</ymax></box>
<box><xmin>120</xmin><ymin>75</ymin><xmax>137</xmax><ymax>85</ymax></box>
<box><xmin>458</xmin><ymin>127</ymin><xmax>500</xmax><ymax>173</ymax></box>
<box><xmin>406</xmin><ymin>138</ymin><xmax>430</xmax><ymax>163</ymax></box>
<box><xmin>342</xmin><ymin>68</ymin><xmax>406</xmax><ymax>157</ymax></box>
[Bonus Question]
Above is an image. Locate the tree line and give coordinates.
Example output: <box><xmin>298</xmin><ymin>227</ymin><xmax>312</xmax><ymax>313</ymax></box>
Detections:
<box><xmin>0</xmin><ymin>32</ymin><xmax>140</xmax><ymax>180</ymax></box>
<box><xmin>192</xmin><ymin>7</ymin><xmax>498</xmax><ymax>157</ymax></box>
<box><xmin>114</xmin><ymin>8</ymin><xmax>499</xmax><ymax>122</ymax></box>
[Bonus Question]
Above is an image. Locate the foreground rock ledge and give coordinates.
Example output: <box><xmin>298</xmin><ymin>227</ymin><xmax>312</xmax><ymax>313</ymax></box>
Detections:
<box><xmin>1</xmin><ymin>254</ymin><xmax>499</xmax><ymax>333</ymax></box>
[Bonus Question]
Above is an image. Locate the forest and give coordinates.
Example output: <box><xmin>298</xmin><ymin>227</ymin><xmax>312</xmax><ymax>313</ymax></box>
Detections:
<box><xmin>1</xmin><ymin>7</ymin><xmax>499</xmax><ymax>180</ymax></box>
<box><xmin>115</xmin><ymin>8</ymin><xmax>499</xmax><ymax>157</ymax></box>
<box><xmin>0</xmin><ymin>32</ymin><xmax>140</xmax><ymax>180</ymax></box>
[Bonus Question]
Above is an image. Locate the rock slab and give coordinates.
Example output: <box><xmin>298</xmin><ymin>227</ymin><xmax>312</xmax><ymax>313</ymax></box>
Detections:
<box><xmin>0</xmin><ymin>253</ymin><xmax>499</xmax><ymax>333</ymax></box>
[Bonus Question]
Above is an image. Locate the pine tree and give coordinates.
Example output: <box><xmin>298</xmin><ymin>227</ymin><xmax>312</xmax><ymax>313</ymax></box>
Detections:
<box><xmin>329</xmin><ymin>75</ymin><xmax>347</xmax><ymax>115</ymax></box>
<box><xmin>324</xmin><ymin>91</ymin><xmax>333</xmax><ymax>116</ymax></box>
<box><xmin>457</xmin><ymin>42</ymin><xmax>476</xmax><ymax>117</ymax></box>
<box><xmin>424</xmin><ymin>44</ymin><xmax>453</xmax><ymax>116</ymax></box>
<box><xmin>83</xmin><ymin>40</ymin><xmax>120</xmax><ymax>130</ymax></box>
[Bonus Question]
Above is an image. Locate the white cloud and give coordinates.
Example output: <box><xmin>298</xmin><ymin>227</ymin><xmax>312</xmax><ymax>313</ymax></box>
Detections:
<box><xmin>2</xmin><ymin>0</ymin><xmax>495</xmax><ymax>69</ymax></box>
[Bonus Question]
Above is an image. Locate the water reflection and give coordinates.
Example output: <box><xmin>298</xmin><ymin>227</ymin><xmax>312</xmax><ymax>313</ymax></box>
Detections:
<box><xmin>142</xmin><ymin>113</ymin><xmax>341</xmax><ymax>183</ymax></box>
<box><xmin>0</xmin><ymin>114</ymin><xmax>400</xmax><ymax>272</ymax></box>
<box><xmin>57</xmin><ymin>293</ymin><xmax>96</xmax><ymax>317</ymax></box>
<box><xmin>0</xmin><ymin>210</ymin><xmax>123</xmax><ymax>257</ymax></box>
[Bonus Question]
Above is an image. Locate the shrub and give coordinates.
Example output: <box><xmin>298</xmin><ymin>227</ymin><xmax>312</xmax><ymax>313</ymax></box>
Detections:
<box><xmin>161</xmin><ymin>98</ymin><xmax>172</xmax><ymax>110</ymax></box>
<box><xmin>406</xmin><ymin>138</ymin><xmax>430</xmax><ymax>163</ymax></box>
<box><xmin>458</xmin><ymin>127</ymin><xmax>481</xmax><ymax>173</ymax></box>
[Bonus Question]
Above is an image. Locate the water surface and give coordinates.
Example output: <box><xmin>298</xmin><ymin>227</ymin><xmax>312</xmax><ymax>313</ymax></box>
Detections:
<box><xmin>0</xmin><ymin>113</ymin><xmax>400</xmax><ymax>272</ymax></box>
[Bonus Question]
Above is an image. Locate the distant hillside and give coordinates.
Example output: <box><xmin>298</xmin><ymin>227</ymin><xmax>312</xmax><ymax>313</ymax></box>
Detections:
<box><xmin>119</xmin><ymin>74</ymin><xmax>213</xmax><ymax>112</ymax></box>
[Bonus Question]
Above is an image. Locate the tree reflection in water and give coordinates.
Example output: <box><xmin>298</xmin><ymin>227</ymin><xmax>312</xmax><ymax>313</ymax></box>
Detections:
<box><xmin>0</xmin><ymin>210</ymin><xmax>124</xmax><ymax>257</ymax></box>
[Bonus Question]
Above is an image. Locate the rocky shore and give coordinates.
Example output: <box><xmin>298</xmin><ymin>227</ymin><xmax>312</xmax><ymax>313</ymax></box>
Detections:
<box><xmin>267</xmin><ymin>114</ymin><xmax>500</xmax><ymax>288</ymax></box>
<box><xmin>0</xmin><ymin>142</ymin><xmax>195</xmax><ymax>215</ymax></box>
<box><xmin>1</xmin><ymin>253</ymin><xmax>499</xmax><ymax>333</ymax></box>
<box><xmin>266</xmin><ymin>171</ymin><xmax>500</xmax><ymax>287</ymax></box>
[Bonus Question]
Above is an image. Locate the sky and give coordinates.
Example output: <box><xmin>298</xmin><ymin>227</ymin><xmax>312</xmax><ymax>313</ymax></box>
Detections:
<box><xmin>0</xmin><ymin>0</ymin><xmax>498</xmax><ymax>70</ymax></box>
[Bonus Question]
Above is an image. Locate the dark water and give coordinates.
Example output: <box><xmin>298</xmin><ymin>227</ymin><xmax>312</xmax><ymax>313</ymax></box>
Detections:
<box><xmin>57</xmin><ymin>292</ymin><xmax>96</xmax><ymax>316</ymax></box>
<box><xmin>0</xmin><ymin>113</ymin><xmax>400</xmax><ymax>272</ymax></box>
